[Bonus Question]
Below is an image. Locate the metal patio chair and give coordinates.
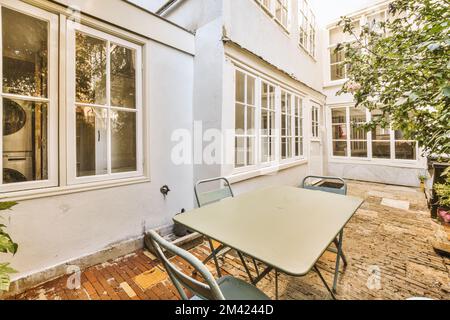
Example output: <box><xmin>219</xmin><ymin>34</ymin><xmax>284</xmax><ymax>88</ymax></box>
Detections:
<box><xmin>194</xmin><ymin>177</ymin><xmax>261</xmax><ymax>282</ymax></box>
<box><xmin>148</xmin><ymin>230</ymin><xmax>270</xmax><ymax>300</ymax></box>
<box><xmin>301</xmin><ymin>175</ymin><xmax>349</xmax><ymax>292</ymax></box>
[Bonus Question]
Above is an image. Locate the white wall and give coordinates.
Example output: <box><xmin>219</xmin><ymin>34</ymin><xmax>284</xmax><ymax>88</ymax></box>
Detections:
<box><xmin>1</xmin><ymin>0</ymin><xmax>195</xmax><ymax>282</ymax></box>
<box><xmin>223</xmin><ymin>0</ymin><xmax>324</xmax><ymax>92</ymax></box>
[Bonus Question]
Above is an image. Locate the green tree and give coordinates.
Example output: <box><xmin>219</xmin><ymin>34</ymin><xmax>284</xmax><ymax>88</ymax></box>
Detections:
<box><xmin>0</xmin><ymin>202</ymin><xmax>18</xmax><ymax>292</ymax></box>
<box><xmin>338</xmin><ymin>0</ymin><xmax>449</xmax><ymax>156</ymax></box>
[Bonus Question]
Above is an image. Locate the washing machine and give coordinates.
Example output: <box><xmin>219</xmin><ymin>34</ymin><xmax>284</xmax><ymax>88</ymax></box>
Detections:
<box><xmin>2</xmin><ymin>98</ymin><xmax>34</xmax><ymax>183</ymax></box>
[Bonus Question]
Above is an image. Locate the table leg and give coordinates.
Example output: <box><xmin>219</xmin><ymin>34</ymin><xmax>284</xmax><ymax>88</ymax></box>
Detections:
<box><xmin>314</xmin><ymin>266</ymin><xmax>336</xmax><ymax>300</ymax></box>
<box><xmin>208</xmin><ymin>238</ymin><xmax>222</xmax><ymax>278</ymax></box>
<box><xmin>252</xmin><ymin>266</ymin><xmax>273</xmax><ymax>285</ymax></box>
<box><xmin>332</xmin><ymin>230</ymin><xmax>344</xmax><ymax>293</ymax></box>
<box><xmin>275</xmin><ymin>270</ymin><xmax>279</xmax><ymax>300</ymax></box>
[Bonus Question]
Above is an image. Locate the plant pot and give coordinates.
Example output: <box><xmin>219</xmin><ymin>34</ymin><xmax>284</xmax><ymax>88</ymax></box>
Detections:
<box><xmin>438</xmin><ymin>207</ymin><xmax>450</xmax><ymax>224</ymax></box>
<box><xmin>420</xmin><ymin>182</ymin><xmax>425</xmax><ymax>192</ymax></box>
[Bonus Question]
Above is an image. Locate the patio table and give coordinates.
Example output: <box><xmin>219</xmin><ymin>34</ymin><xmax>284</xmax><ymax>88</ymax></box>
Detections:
<box><xmin>174</xmin><ymin>186</ymin><xmax>364</xmax><ymax>299</ymax></box>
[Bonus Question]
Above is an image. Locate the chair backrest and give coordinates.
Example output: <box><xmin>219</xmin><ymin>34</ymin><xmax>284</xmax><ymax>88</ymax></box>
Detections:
<box><xmin>301</xmin><ymin>175</ymin><xmax>347</xmax><ymax>195</ymax></box>
<box><xmin>194</xmin><ymin>177</ymin><xmax>234</xmax><ymax>207</ymax></box>
<box><xmin>148</xmin><ymin>230</ymin><xmax>225</xmax><ymax>300</ymax></box>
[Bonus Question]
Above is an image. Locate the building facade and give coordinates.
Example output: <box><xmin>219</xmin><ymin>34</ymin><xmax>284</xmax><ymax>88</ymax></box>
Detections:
<box><xmin>1</xmin><ymin>0</ymin><xmax>427</xmax><ymax>295</ymax></box>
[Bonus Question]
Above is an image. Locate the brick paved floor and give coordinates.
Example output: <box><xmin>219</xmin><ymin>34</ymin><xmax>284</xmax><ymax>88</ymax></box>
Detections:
<box><xmin>12</xmin><ymin>181</ymin><xmax>450</xmax><ymax>300</ymax></box>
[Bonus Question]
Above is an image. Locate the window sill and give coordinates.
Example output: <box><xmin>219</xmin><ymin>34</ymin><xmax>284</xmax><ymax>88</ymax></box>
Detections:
<box><xmin>329</xmin><ymin>157</ymin><xmax>425</xmax><ymax>169</ymax></box>
<box><xmin>324</xmin><ymin>79</ymin><xmax>347</xmax><ymax>88</ymax></box>
<box><xmin>297</xmin><ymin>44</ymin><xmax>316</xmax><ymax>61</ymax></box>
<box><xmin>0</xmin><ymin>176</ymin><xmax>150</xmax><ymax>202</ymax></box>
<box><xmin>228</xmin><ymin>159</ymin><xmax>308</xmax><ymax>184</ymax></box>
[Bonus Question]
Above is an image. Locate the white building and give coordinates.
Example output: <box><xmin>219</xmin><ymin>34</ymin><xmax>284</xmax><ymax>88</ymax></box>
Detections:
<box><xmin>0</xmin><ymin>0</ymin><xmax>426</xmax><ymax>295</ymax></box>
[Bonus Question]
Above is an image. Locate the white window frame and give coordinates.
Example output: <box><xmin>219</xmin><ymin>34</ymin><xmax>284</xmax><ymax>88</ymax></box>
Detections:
<box><xmin>311</xmin><ymin>104</ymin><xmax>320</xmax><ymax>140</ymax></box>
<box><xmin>233</xmin><ymin>65</ymin><xmax>305</xmax><ymax>174</ymax></box>
<box><xmin>298</xmin><ymin>0</ymin><xmax>316</xmax><ymax>58</ymax></box>
<box><xmin>66</xmin><ymin>21</ymin><xmax>143</xmax><ymax>185</ymax></box>
<box><xmin>260</xmin><ymin>80</ymin><xmax>277</xmax><ymax>165</ymax></box>
<box><xmin>0</xmin><ymin>0</ymin><xmax>59</xmax><ymax>193</ymax></box>
<box><xmin>328</xmin><ymin>106</ymin><xmax>419</xmax><ymax>164</ymax></box>
<box><xmin>254</xmin><ymin>0</ymin><xmax>291</xmax><ymax>33</ymax></box>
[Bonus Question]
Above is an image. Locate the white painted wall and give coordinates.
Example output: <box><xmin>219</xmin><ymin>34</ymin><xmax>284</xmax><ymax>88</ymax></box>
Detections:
<box><xmin>223</xmin><ymin>0</ymin><xmax>324</xmax><ymax>92</ymax></box>
<box><xmin>1</xmin><ymin>0</ymin><xmax>195</xmax><ymax>282</ymax></box>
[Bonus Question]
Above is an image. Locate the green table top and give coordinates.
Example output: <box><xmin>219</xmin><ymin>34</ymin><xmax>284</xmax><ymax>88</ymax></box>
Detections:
<box><xmin>174</xmin><ymin>186</ymin><xmax>364</xmax><ymax>276</ymax></box>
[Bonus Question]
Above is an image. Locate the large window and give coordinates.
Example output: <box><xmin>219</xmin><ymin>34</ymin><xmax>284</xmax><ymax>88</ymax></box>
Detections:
<box><xmin>254</xmin><ymin>0</ymin><xmax>290</xmax><ymax>31</ymax></box>
<box><xmin>67</xmin><ymin>22</ymin><xmax>143</xmax><ymax>184</ymax></box>
<box><xmin>0</xmin><ymin>2</ymin><xmax>58</xmax><ymax>192</ymax></box>
<box><xmin>234</xmin><ymin>68</ymin><xmax>305</xmax><ymax>170</ymax></box>
<box><xmin>235</xmin><ymin>70</ymin><xmax>256</xmax><ymax>168</ymax></box>
<box><xmin>311</xmin><ymin>105</ymin><xmax>320</xmax><ymax>138</ymax></box>
<box><xmin>298</xmin><ymin>0</ymin><xmax>316</xmax><ymax>57</ymax></box>
<box><xmin>331</xmin><ymin>107</ymin><xmax>417</xmax><ymax>161</ymax></box>
<box><xmin>261</xmin><ymin>81</ymin><xmax>276</xmax><ymax>163</ymax></box>
<box><xmin>275</xmin><ymin>0</ymin><xmax>289</xmax><ymax>29</ymax></box>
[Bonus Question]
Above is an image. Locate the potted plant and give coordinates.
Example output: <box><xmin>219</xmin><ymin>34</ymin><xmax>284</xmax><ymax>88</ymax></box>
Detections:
<box><xmin>435</xmin><ymin>168</ymin><xmax>450</xmax><ymax>226</ymax></box>
<box><xmin>0</xmin><ymin>202</ymin><xmax>18</xmax><ymax>293</ymax></box>
<box><xmin>418</xmin><ymin>172</ymin><xmax>428</xmax><ymax>192</ymax></box>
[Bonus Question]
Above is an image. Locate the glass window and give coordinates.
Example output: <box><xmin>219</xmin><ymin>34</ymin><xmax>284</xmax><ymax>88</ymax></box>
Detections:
<box><xmin>298</xmin><ymin>0</ymin><xmax>316</xmax><ymax>56</ymax></box>
<box><xmin>68</xmin><ymin>23</ymin><xmax>142</xmax><ymax>183</ymax></box>
<box><xmin>294</xmin><ymin>96</ymin><xmax>304</xmax><ymax>157</ymax></box>
<box><xmin>261</xmin><ymin>81</ymin><xmax>276</xmax><ymax>163</ymax></box>
<box><xmin>371</xmin><ymin>111</ymin><xmax>391</xmax><ymax>159</ymax></box>
<box><xmin>394</xmin><ymin>130</ymin><xmax>417</xmax><ymax>160</ymax></box>
<box><xmin>275</xmin><ymin>0</ymin><xmax>289</xmax><ymax>29</ymax></box>
<box><xmin>331</xmin><ymin>108</ymin><xmax>347</xmax><ymax>156</ymax></box>
<box><xmin>235</xmin><ymin>70</ymin><xmax>256</xmax><ymax>168</ymax></box>
<box><xmin>330</xmin><ymin>46</ymin><xmax>346</xmax><ymax>81</ymax></box>
<box><xmin>1</xmin><ymin>5</ymin><xmax>57</xmax><ymax>191</ymax></box>
<box><xmin>311</xmin><ymin>105</ymin><xmax>320</xmax><ymax>138</ymax></box>
<box><xmin>281</xmin><ymin>90</ymin><xmax>293</xmax><ymax>159</ymax></box>
<box><xmin>350</xmin><ymin>108</ymin><xmax>367</xmax><ymax>157</ymax></box>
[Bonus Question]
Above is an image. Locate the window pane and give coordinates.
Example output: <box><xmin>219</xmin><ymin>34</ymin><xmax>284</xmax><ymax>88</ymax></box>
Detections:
<box><xmin>268</xmin><ymin>86</ymin><xmax>275</xmax><ymax>110</ymax></box>
<box><xmin>281</xmin><ymin>137</ymin><xmax>287</xmax><ymax>159</ymax></box>
<box><xmin>372</xmin><ymin>141</ymin><xmax>391</xmax><ymax>159</ymax></box>
<box><xmin>350</xmin><ymin>108</ymin><xmax>366</xmax><ymax>123</ymax></box>
<box><xmin>395</xmin><ymin>141</ymin><xmax>416</xmax><ymax>160</ymax></box>
<box><xmin>235</xmin><ymin>103</ymin><xmax>245</xmax><ymax>132</ymax></box>
<box><xmin>2</xmin><ymin>7</ymin><xmax>48</xmax><ymax>98</ymax></box>
<box><xmin>3</xmin><ymin>99</ymin><xmax>48</xmax><ymax>183</ymax></box>
<box><xmin>333</xmin><ymin>141</ymin><xmax>347</xmax><ymax>157</ymax></box>
<box><xmin>332</xmin><ymin>124</ymin><xmax>347</xmax><ymax>139</ymax></box>
<box><xmin>111</xmin><ymin>110</ymin><xmax>137</xmax><ymax>173</ymax></box>
<box><xmin>281</xmin><ymin>92</ymin><xmax>287</xmax><ymax>113</ymax></box>
<box><xmin>247</xmin><ymin>137</ymin><xmax>255</xmax><ymax>166</ymax></box>
<box><xmin>350</xmin><ymin>124</ymin><xmax>367</xmax><ymax>140</ymax></box>
<box><xmin>111</xmin><ymin>44</ymin><xmax>136</xmax><ymax>109</ymax></box>
<box><xmin>261</xmin><ymin>109</ymin><xmax>268</xmax><ymax>135</ymax></box>
<box><xmin>235</xmin><ymin>137</ymin><xmax>245</xmax><ymax>168</ymax></box>
<box><xmin>261</xmin><ymin>137</ymin><xmax>269</xmax><ymax>163</ymax></box>
<box><xmin>331</xmin><ymin>63</ymin><xmax>345</xmax><ymax>81</ymax></box>
<box><xmin>247</xmin><ymin>106</ymin><xmax>255</xmax><ymax>131</ymax></box>
<box><xmin>332</xmin><ymin>108</ymin><xmax>346</xmax><ymax>124</ymax></box>
<box><xmin>247</xmin><ymin>76</ymin><xmax>255</xmax><ymax>106</ymax></box>
<box><xmin>372</xmin><ymin>126</ymin><xmax>391</xmax><ymax>140</ymax></box>
<box><xmin>76</xmin><ymin>106</ymin><xmax>108</xmax><ymax>177</ymax></box>
<box><xmin>351</xmin><ymin>141</ymin><xmax>367</xmax><ymax>158</ymax></box>
<box><xmin>235</xmin><ymin>71</ymin><xmax>245</xmax><ymax>103</ymax></box>
<box><xmin>330</xmin><ymin>47</ymin><xmax>344</xmax><ymax>64</ymax></box>
<box><xmin>76</xmin><ymin>32</ymin><xmax>107</xmax><ymax>105</ymax></box>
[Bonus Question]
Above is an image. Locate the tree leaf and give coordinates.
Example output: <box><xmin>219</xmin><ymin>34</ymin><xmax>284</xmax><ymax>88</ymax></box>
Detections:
<box><xmin>0</xmin><ymin>202</ymin><xmax>17</xmax><ymax>211</ymax></box>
